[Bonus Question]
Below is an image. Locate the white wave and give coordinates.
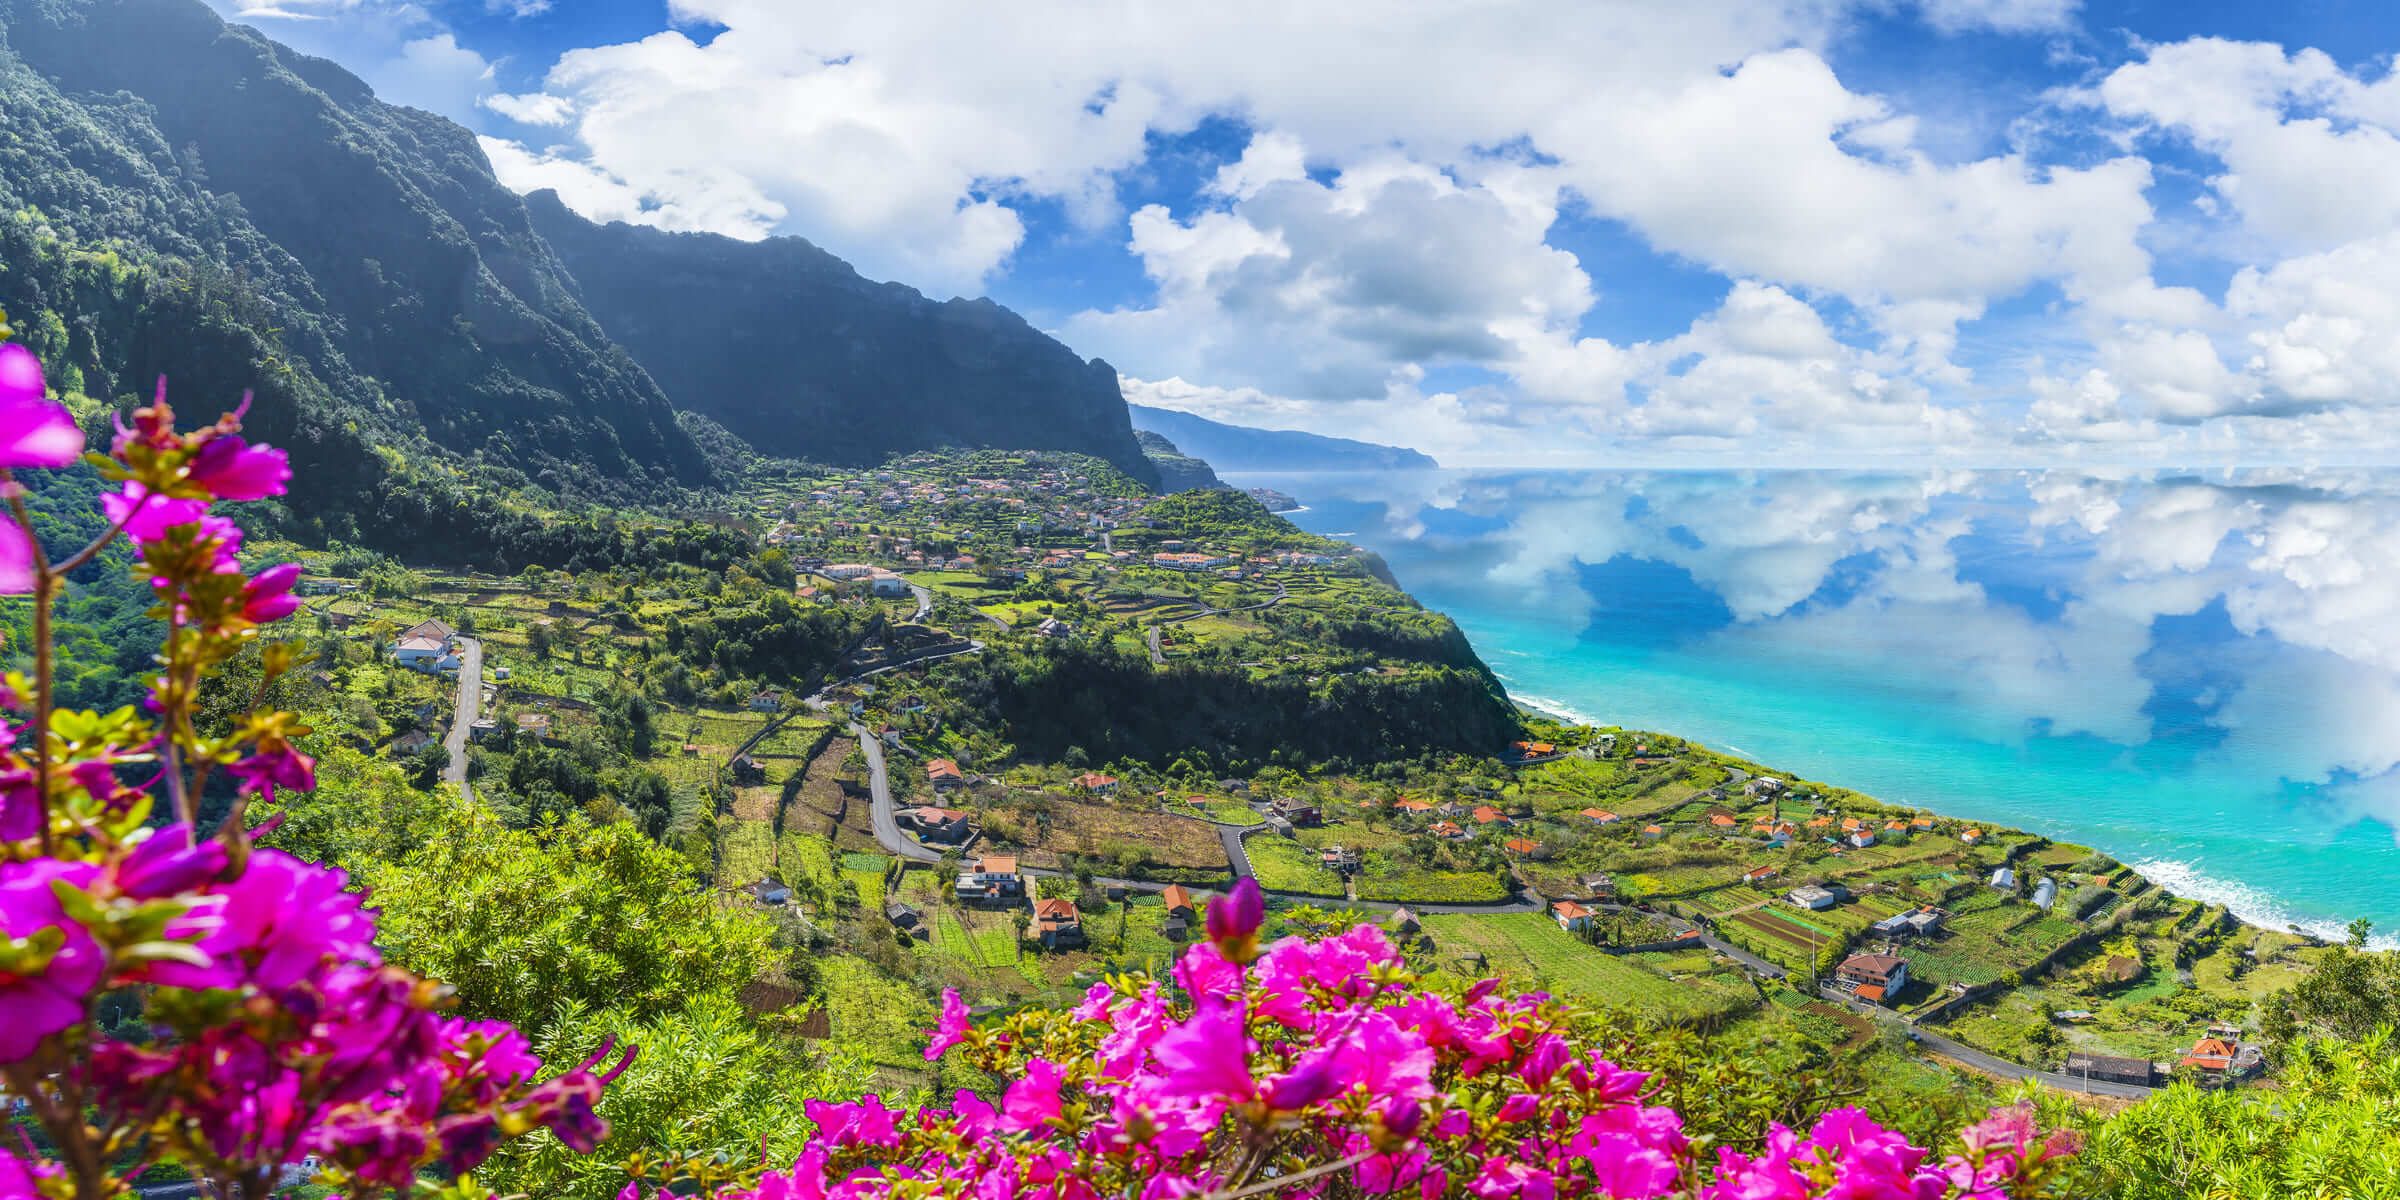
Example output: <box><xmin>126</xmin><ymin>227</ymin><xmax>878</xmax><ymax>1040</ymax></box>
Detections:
<box><xmin>2130</xmin><ymin>858</ymin><xmax>2399</xmax><ymax>949</ymax></box>
<box><xmin>1511</xmin><ymin>691</ymin><xmax>1603</xmax><ymax>727</ymax></box>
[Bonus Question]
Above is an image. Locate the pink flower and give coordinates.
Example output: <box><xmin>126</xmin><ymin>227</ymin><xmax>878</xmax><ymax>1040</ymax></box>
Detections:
<box><xmin>1261</xmin><ymin>1046</ymin><xmax>1347</xmax><ymax>1111</ymax></box>
<box><xmin>999</xmin><ymin>1058</ymin><xmax>1067</xmax><ymax>1133</ymax></box>
<box><xmin>185</xmin><ymin>432</ymin><xmax>290</xmax><ymax>500</ymax></box>
<box><xmin>241</xmin><ymin>562</ymin><xmax>305</xmax><ymax>623</ymax></box>
<box><xmin>0</xmin><ymin>859</ymin><xmax>105</xmax><ymax>1063</ymax></box>
<box><xmin>0</xmin><ymin>767</ymin><xmax>38</xmax><ymax>842</ymax></box>
<box><xmin>803</xmin><ymin>1096</ymin><xmax>901</xmax><ymax>1149</ymax></box>
<box><xmin>148</xmin><ymin>850</ymin><xmax>372</xmax><ymax>991</ymax></box>
<box><xmin>0</xmin><ymin>344</ymin><xmax>83</xmax><ymax>468</ymax></box>
<box><xmin>227</xmin><ymin>744</ymin><xmax>316</xmax><ymax>801</ymax></box>
<box><xmin>102</xmin><ymin>482</ymin><xmax>208</xmax><ymax>543</ymax></box>
<box><xmin>923</xmin><ymin>988</ymin><xmax>972</xmax><ymax>1061</ymax></box>
<box><xmin>1147</xmin><ymin>1003</ymin><xmax>1255</xmax><ymax>1104</ymax></box>
<box><xmin>0</xmin><ymin>523</ymin><xmax>31</xmax><ymax>595</ymax></box>
<box><xmin>110</xmin><ymin>824</ymin><xmax>228</xmax><ymax>898</ymax></box>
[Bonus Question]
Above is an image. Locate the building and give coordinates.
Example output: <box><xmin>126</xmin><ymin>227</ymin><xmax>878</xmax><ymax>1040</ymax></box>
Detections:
<box><xmin>2031</xmin><ymin>878</ymin><xmax>2059</xmax><ymax>910</ymax></box>
<box><xmin>1152</xmin><ymin>551</ymin><xmax>1232</xmax><ymax>572</ymax></box>
<box><xmin>1272</xmin><ymin>796</ymin><xmax>1322</xmax><ymax>826</ymax></box>
<box><xmin>749</xmin><ymin>690</ymin><xmax>782</xmax><ymax>712</ymax></box>
<box><xmin>1959</xmin><ymin>828</ymin><xmax>1985</xmax><ymax>845</ymax></box>
<box><xmin>731</xmin><ymin>754</ymin><xmax>768</xmax><ymax>785</ymax></box>
<box><xmin>1872</xmin><ymin>907</ymin><xmax>1948</xmax><ymax>939</ymax></box>
<box><xmin>958</xmin><ymin>855</ymin><xmax>1022</xmax><ymax>904</ymax></box>
<box><xmin>820</xmin><ymin>563</ymin><xmax>878</xmax><ymax>580</ymax></box>
<box><xmin>1471</xmin><ymin>805</ymin><xmax>1508</xmax><ymax>826</ymax></box>
<box><xmin>1502</xmin><ymin>837</ymin><xmax>1543</xmax><ymax>857</ymax></box>
<box><xmin>513</xmin><ymin>712</ymin><xmax>553</xmax><ymax>739</ymax></box>
<box><xmin>1742</xmin><ymin>865</ymin><xmax>1781</xmax><ymax>885</ymax></box>
<box><xmin>1578</xmin><ymin>873</ymin><xmax>1618</xmax><ymax>900</ymax></box>
<box><xmin>391</xmin><ymin>618</ymin><xmax>459</xmax><ymax>670</ymax></box>
<box><xmin>1429</xmin><ymin>821</ymin><xmax>1466</xmax><ymax>839</ymax></box>
<box><xmin>1387</xmin><ymin>907</ymin><xmax>1422</xmax><ymax>935</ymax></box>
<box><xmin>1990</xmin><ymin>867</ymin><xmax>2018</xmax><ymax>891</ymax></box>
<box><xmin>1580</xmin><ymin>808</ymin><xmax>1620</xmax><ymax>825</ymax></box>
<box><xmin>1786</xmin><ymin>884</ymin><xmax>1847</xmax><ymax>911</ymax></box>
<box><xmin>1552</xmin><ymin>900</ymin><xmax>1595</xmax><ymax>932</ymax></box>
<box><xmin>926</xmin><ymin>759</ymin><xmax>967</xmax><ymax>791</ymax></box>
<box><xmin>1836</xmin><ymin>953</ymin><xmax>1909</xmax><ymax>1005</ymax></box>
<box><xmin>1320</xmin><ymin>845</ymin><xmax>1362</xmax><ymax>872</ymax></box>
<box><xmin>2065</xmin><ymin>1053</ymin><xmax>2157</xmax><ymax>1088</ymax></box>
<box><xmin>1034</xmin><ymin>898</ymin><xmax>1086</xmax><ymax>949</ymax></box>
<box><xmin>905</xmin><ymin>806</ymin><xmax>972</xmax><ymax>844</ymax></box>
<box><xmin>1075</xmin><ymin>772</ymin><xmax>1119</xmax><ymax>795</ymax></box>
<box><xmin>1161</xmin><ymin>884</ymin><xmax>1196</xmax><ymax>921</ymax></box>
<box><xmin>1511</xmin><ymin>740</ymin><xmax>1558</xmax><ymax>760</ymax></box>
<box><xmin>1036</xmin><ymin>616</ymin><xmax>1075</xmax><ymax>639</ymax></box>
<box><xmin>884</xmin><ymin>902</ymin><xmax>922</xmax><ymax>931</ymax></box>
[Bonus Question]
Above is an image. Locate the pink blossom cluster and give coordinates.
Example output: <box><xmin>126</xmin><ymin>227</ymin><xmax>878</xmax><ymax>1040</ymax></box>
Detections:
<box><xmin>0</xmin><ymin>339</ymin><xmax>629</xmax><ymax>1200</ymax></box>
<box><xmin>674</xmin><ymin>879</ymin><xmax>2077</xmax><ymax>1200</ymax></box>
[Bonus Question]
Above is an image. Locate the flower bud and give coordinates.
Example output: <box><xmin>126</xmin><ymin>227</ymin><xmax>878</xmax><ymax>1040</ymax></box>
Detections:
<box><xmin>1206</xmin><ymin>878</ymin><xmax>1264</xmax><ymax>960</ymax></box>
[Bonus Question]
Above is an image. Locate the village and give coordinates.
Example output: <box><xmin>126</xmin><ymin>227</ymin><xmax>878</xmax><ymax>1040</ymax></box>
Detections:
<box><xmin>272</xmin><ymin>449</ymin><xmax>2313</xmax><ymax>1101</ymax></box>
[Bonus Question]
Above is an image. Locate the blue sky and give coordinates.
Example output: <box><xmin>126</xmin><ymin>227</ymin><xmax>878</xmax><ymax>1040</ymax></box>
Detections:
<box><xmin>207</xmin><ymin>0</ymin><xmax>2400</xmax><ymax>465</ymax></box>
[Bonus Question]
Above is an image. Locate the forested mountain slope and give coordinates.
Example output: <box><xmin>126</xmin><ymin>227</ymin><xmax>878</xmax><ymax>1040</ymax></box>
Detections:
<box><xmin>526</xmin><ymin>191</ymin><xmax>1160</xmax><ymax>488</ymax></box>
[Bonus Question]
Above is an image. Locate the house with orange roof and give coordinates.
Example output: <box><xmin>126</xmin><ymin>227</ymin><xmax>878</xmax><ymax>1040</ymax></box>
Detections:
<box><xmin>1581</xmin><ymin>808</ymin><xmax>1620</xmax><ymax>825</ymax></box>
<box><xmin>1471</xmin><ymin>805</ymin><xmax>1508</xmax><ymax>825</ymax></box>
<box><xmin>1959</xmin><ymin>828</ymin><xmax>1985</xmax><ymax>845</ymax></box>
<box><xmin>1160</xmin><ymin>885</ymin><xmax>1196</xmax><ymax>920</ymax></box>
<box><xmin>1640</xmin><ymin>824</ymin><xmax>1665</xmax><ymax>839</ymax></box>
<box><xmin>1502</xmin><ymin>837</ymin><xmax>1542</xmax><ymax>857</ymax></box>
<box><xmin>1395</xmin><ymin>798</ymin><xmax>1437</xmax><ymax>813</ymax></box>
<box><xmin>1551</xmin><ymin>900</ymin><xmax>1595</xmax><ymax>932</ymax></box>
<box><xmin>1074</xmin><ymin>772</ymin><xmax>1120</xmax><ymax>794</ymax></box>
<box><xmin>926</xmin><ymin>759</ymin><xmax>966</xmax><ymax>791</ymax></box>
<box><xmin>1429</xmin><ymin>821</ymin><xmax>1466</xmax><ymax>839</ymax></box>
<box><xmin>1743</xmin><ymin>865</ymin><xmax>1780</xmax><ymax>885</ymax></box>
<box><xmin>1807</xmin><ymin>816</ymin><xmax>1835</xmax><ymax>830</ymax></box>
<box><xmin>1709</xmin><ymin>813</ymin><xmax>1738</xmax><ymax>829</ymax></box>
<box><xmin>1033</xmin><ymin>898</ymin><xmax>1086</xmax><ymax>949</ymax></box>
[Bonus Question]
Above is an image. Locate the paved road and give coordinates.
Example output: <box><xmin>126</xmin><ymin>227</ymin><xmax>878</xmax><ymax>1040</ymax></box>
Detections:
<box><xmin>442</xmin><ymin>637</ymin><xmax>482</xmax><ymax>801</ymax></box>
<box><xmin>1808</xmin><ymin>985</ymin><xmax>2158</xmax><ymax>1098</ymax></box>
<box><xmin>1147</xmin><ymin>626</ymin><xmax>1165</xmax><ymax>666</ymax></box>
<box><xmin>908</xmin><ymin>583</ymin><xmax>934</xmax><ymax>623</ymax></box>
<box><xmin>1218</xmin><ymin>822</ymin><xmax>1259</xmax><ymax>877</ymax></box>
<box><xmin>857</xmin><ymin>726</ymin><xmax>944</xmax><ymax>864</ymax></box>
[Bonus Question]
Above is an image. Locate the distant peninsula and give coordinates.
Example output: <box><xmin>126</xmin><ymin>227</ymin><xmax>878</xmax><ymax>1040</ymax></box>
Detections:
<box><xmin>1128</xmin><ymin>404</ymin><xmax>1439</xmax><ymax>472</ymax></box>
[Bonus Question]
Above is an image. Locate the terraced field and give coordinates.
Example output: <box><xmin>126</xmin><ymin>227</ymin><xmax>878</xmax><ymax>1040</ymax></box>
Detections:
<box><xmin>1419</xmin><ymin>915</ymin><xmax>1750</xmax><ymax>1023</ymax></box>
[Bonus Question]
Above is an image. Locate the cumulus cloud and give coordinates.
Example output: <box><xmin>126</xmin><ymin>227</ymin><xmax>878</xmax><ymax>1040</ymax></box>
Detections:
<box><xmin>481</xmin><ymin>91</ymin><xmax>576</xmax><ymax>127</ymax></box>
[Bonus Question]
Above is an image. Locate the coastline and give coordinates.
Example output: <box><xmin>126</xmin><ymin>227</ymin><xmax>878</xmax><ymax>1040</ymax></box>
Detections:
<box><xmin>1503</xmin><ymin>638</ymin><xmax>2375</xmax><ymax>947</ymax></box>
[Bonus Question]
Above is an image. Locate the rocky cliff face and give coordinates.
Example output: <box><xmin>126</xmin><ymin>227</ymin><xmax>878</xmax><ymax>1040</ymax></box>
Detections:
<box><xmin>526</xmin><ymin>192</ymin><xmax>1160</xmax><ymax>488</ymax></box>
<box><xmin>1133</xmin><ymin>431</ymin><xmax>1225</xmax><ymax>492</ymax></box>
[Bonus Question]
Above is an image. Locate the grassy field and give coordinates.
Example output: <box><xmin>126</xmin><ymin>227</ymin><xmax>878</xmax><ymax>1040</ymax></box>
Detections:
<box><xmin>1356</xmin><ymin>868</ymin><xmax>1508</xmax><ymax>904</ymax></box>
<box><xmin>1245</xmin><ymin>836</ymin><xmax>1347</xmax><ymax>896</ymax></box>
<box><xmin>1419</xmin><ymin>914</ymin><xmax>1753</xmax><ymax>1024</ymax></box>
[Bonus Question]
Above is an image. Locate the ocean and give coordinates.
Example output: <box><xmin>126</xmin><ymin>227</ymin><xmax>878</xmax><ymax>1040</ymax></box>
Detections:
<box><xmin>1233</xmin><ymin>467</ymin><xmax>2400</xmax><ymax>941</ymax></box>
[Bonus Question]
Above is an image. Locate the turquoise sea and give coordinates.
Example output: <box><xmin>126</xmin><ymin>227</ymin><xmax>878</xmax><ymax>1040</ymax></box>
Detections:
<box><xmin>1234</xmin><ymin>468</ymin><xmax>2400</xmax><ymax>940</ymax></box>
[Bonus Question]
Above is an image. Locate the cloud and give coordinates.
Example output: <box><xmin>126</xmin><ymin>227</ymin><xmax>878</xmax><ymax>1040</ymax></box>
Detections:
<box><xmin>1906</xmin><ymin>0</ymin><xmax>2080</xmax><ymax>35</ymax></box>
<box><xmin>202</xmin><ymin>0</ymin><xmax>495</xmax><ymax>119</ymax></box>
<box><xmin>481</xmin><ymin>91</ymin><xmax>576</xmax><ymax>127</ymax></box>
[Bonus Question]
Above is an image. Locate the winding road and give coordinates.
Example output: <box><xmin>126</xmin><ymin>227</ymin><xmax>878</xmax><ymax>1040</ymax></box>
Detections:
<box><xmin>441</xmin><ymin>637</ymin><xmax>482</xmax><ymax>802</ymax></box>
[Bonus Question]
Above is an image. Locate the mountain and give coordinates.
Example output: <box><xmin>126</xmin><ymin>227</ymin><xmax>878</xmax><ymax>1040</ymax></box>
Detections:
<box><xmin>1132</xmin><ymin>430</ymin><xmax>1224</xmax><ymax>492</ymax></box>
<box><xmin>0</xmin><ymin>0</ymin><xmax>708</xmax><ymax>505</ymax></box>
<box><xmin>0</xmin><ymin>0</ymin><xmax>1159</xmax><ymax>562</ymax></box>
<box><xmin>1128</xmin><ymin>405</ymin><xmax>1438</xmax><ymax>472</ymax></box>
<box><xmin>526</xmin><ymin>193</ymin><xmax>1160</xmax><ymax>489</ymax></box>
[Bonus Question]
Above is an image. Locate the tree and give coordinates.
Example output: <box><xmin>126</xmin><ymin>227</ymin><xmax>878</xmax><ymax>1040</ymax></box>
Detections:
<box><xmin>359</xmin><ymin>811</ymin><xmax>776</xmax><ymax>1026</ymax></box>
<box><xmin>2349</xmin><ymin>916</ymin><xmax>2375</xmax><ymax>949</ymax></box>
<box><xmin>1011</xmin><ymin>908</ymin><xmax>1033</xmax><ymax>958</ymax></box>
